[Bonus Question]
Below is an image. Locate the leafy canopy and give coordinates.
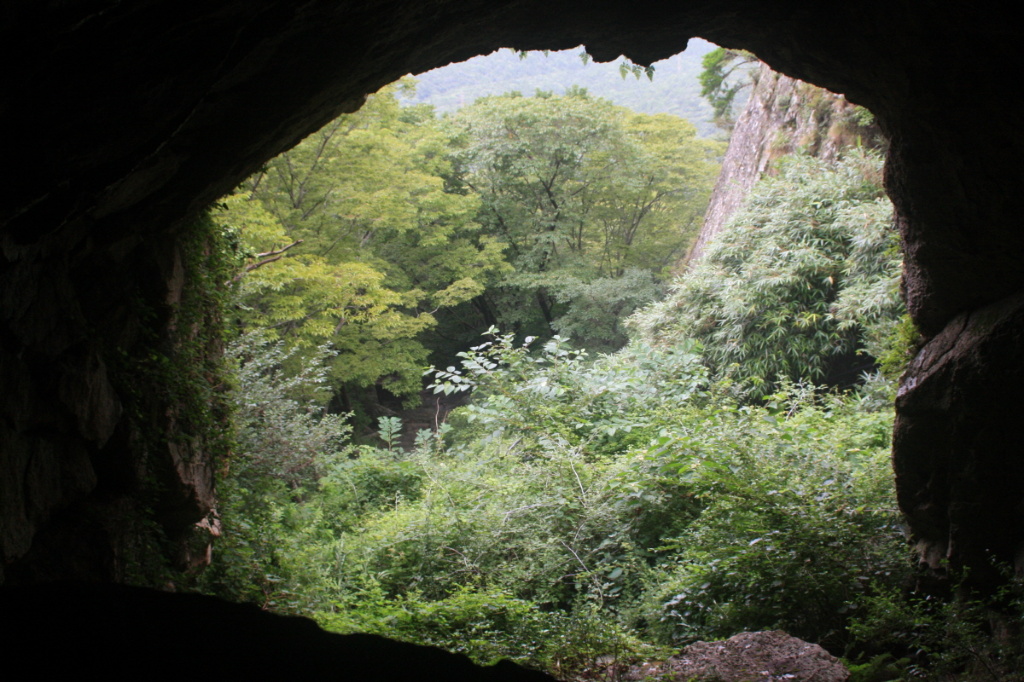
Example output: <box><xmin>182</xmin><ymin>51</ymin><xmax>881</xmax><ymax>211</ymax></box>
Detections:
<box><xmin>215</xmin><ymin>82</ymin><xmax>509</xmax><ymax>400</ymax></box>
<box><xmin>446</xmin><ymin>88</ymin><xmax>722</xmax><ymax>350</ymax></box>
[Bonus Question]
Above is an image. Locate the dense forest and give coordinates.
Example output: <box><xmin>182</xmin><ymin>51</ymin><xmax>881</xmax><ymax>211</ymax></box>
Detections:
<box><xmin>214</xmin><ymin>80</ymin><xmax>720</xmax><ymax>416</ymax></box>
<box><xmin>195</xmin><ymin>49</ymin><xmax>1024</xmax><ymax>681</ymax></box>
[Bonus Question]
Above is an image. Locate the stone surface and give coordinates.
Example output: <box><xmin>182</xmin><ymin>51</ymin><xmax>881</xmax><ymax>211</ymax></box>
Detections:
<box><xmin>624</xmin><ymin>630</ymin><xmax>849</xmax><ymax>681</ymax></box>
<box><xmin>0</xmin><ymin>1</ymin><xmax>1021</xmax><ymax>590</ymax></box>
<box><xmin>689</xmin><ymin>63</ymin><xmax>884</xmax><ymax>263</ymax></box>
<box><xmin>894</xmin><ymin>290</ymin><xmax>1024</xmax><ymax>587</ymax></box>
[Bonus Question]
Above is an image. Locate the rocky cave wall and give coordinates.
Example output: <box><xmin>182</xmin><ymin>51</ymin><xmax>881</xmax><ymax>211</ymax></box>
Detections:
<box><xmin>1</xmin><ymin>1</ymin><xmax>1022</xmax><ymax>587</ymax></box>
<box><xmin>689</xmin><ymin>61</ymin><xmax>885</xmax><ymax>263</ymax></box>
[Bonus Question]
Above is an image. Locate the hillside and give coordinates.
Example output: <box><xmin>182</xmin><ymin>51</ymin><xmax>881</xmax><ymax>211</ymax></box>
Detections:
<box><xmin>406</xmin><ymin>39</ymin><xmax>720</xmax><ymax>137</ymax></box>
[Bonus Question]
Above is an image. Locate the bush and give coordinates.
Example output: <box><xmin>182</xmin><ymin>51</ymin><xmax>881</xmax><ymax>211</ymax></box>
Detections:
<box><xmin>848</xmin><ymin>575</ymin><xmax>1024</xmax><ymax>680</ymax></box>
<box><xmin>632</xmin><ymin>386</ymin><xmax>910</xmax><ymax>651</ymax></box>
<box><xmin>200</xmin><ymin>331</ymin><xmax>354</xmax><ymax>610</ymax></box>
<box><xmin>317</xmin><ymin>585</ymin><xmax>658</xmax><ymax>674</ymax></box>
<box><xmin>318</xmin><ymin>448</ymin><xmax>425</xmax><ymax>534</ymax></box>
<box><xmin>630</xmin><ymin>151</ymin><xmax>901</xmax><ymax>397</ymax></box>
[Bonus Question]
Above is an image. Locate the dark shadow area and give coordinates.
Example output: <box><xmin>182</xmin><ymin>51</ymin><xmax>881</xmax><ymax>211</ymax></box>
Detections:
<box><xmin>0</xmin><ymin>582</ymin><xmax>555</xmax><ymax>680</ymax></box>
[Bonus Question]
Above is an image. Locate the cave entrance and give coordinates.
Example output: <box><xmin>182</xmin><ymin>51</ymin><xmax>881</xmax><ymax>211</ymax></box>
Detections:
<box><xmin>5</xmin><ymin>4</ymin><xmax>1023</xmax><ymax>645</ymax></box>
<box><xmin>209</xmin><ymin>35</ymin><xmax>907</xmax><ymax>671</ymax></box>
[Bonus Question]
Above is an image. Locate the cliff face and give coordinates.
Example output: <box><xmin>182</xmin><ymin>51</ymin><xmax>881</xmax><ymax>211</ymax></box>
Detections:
<box><xmin>690</xmin><ymin>63</ymin><xmax>884</xmax><ymax>263</ymax></box>
<box><xmin>0</xmin><ymin>1</ymin><xmax>1023</xmax><ymax>594</ymax></box>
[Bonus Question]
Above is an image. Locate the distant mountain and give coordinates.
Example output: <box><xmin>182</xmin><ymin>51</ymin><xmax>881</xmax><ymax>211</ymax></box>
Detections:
<box><xmin>405</xmin><ymin>39</ymin><xmax>721</xmax><ymax>137</ymax></box>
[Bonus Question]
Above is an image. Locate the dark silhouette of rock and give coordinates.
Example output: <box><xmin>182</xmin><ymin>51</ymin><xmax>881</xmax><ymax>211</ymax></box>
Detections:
<box><xmin>0</xmin><ymin>582</ymin><xmax>556</xmax><ymax>681</ymax></box>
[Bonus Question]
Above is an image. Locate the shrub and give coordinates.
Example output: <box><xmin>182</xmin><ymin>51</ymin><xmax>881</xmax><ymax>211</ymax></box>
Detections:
<box><xmin>630</xmin><ymin>151</ymin><xmax>901</xmax><ymax>397</ymax></box>
<box><xmin>848</xmin><ymin>574</ymin><xmax>1024</xmax><ymax>680</ymax></box>
<box><xmin>317</xmin><ymin>585</ymin><xmax>658</xmax><ymax>675</ymax></box>
<box><xmin>633</xmin><ymin>386</ymin><xmax>910</xmax><ymax>651</ymax></box>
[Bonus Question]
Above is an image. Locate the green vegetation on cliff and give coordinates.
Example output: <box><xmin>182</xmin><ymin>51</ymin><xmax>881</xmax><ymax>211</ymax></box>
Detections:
<box><xmin>631</xmin><ymin>151</ymin><xmax>903</xmax><ymax>397</ymax></box>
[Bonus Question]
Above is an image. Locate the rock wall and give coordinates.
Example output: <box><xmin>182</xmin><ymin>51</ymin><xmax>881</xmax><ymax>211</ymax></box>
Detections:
<box><xmin>689</xmin><ymin>62</ymin><xmax>884</xmax><ymax>263</ymax></box>
<box><xmin>894</xmin><ymin>291</ymin><xmax>1024</xmax><ymax>588</ymax></box>
<box><xmin>0</xmin><ymin>217</ymin><xmax>224</xmax><ymax>584</ymax></box>
<box><xmin>0</xmin><ymin>1</ymin><xmax>1022</xmax><ymax>591</ymax></box>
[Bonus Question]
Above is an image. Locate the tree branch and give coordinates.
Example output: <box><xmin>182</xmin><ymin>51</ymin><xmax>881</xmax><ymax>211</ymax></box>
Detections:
<box><xmin>231</xmin><ymin>240</ymin><xmax>303</xmax><ymax>282</ymax></box>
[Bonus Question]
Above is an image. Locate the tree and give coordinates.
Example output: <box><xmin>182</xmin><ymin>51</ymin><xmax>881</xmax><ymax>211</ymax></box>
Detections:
<box><xmin>214</xmin><ymin>191</ymin><xmax>431</xmax><ymax>400</ymax></box>
<box><xmin>698</xmin><ymin>47</ymin><xmax>757</xmax><ymax>129</ymax></box>
<box><xmin>446</xmin><ymin>88</ymin><xmax>721</xmax><ymax>350</ymax></box>
<box><xmin>216</xmin><ymin>81</ymin><xmax>508</xmax><ymax>404</ymax></box>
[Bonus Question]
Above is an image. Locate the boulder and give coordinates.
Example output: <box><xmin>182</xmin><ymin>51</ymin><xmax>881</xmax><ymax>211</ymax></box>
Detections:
<box><xmin>626</xmin><ymin>631</ymin><xmax>848</xmax><ymax>682</ymax></box>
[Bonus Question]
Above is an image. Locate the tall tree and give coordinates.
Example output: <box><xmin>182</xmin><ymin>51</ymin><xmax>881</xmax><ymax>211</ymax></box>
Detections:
<box><xmin>447</xmin><ymin>88</ymin><xmax>721</xmax><ymax>350</ymax></box>
<box><xmin>217</xmin><ymin>82</ymin><xmax>508</xmax><ymax>404</ymax></box>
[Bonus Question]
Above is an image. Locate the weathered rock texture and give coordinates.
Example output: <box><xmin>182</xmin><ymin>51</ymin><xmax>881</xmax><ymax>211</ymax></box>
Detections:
<box><xmin>0</xmin><ymin>2</ymin><xmax>1022</xmax><ymax>591</ymax></box>
<box><xmin>689</xmin><ymin>62</ymin><xmax>884</xmax><ymax>263</ymax></box>
<box><xmin>894</xmin><ymin>291</ymin><xmax>1024</xmax><ymax>588</ymax></box>
<box><xmin>624</xmin><ymin>630</ymin><xmax>849</xmax><ymax>681</ymax></box>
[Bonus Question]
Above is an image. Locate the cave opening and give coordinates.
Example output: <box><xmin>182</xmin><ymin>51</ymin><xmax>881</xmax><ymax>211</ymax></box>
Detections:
<box><xmin>197</xmin><ymin>32</ymin><xmax>909</xmax><ymax>676</ymax></box>
<box><xmin>2</xmin><ymin>3</ymin><xmax>1024</xmax><ymax>677</ymax></box>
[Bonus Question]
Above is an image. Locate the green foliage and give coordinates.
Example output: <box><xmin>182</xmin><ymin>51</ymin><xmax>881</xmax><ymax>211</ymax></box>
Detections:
<box><xmin>215</xmin><ymin>81</ymin><xmax>509</xmax><ymax>402</ymax></box>
<box><xmin>427</xmin><ymin>334</ymin><xmax>907</xmax><ymax>653</ymax></box>
<box><xmin>229</xmin><ymin>333</ymin><xmax>349</xmax><ymax>484</ymax></box>
<box><xmin>209</xmin><ymin>329</ymin><xmax>907</xmax><ymax>677</ymax></box>
<box><xmin>698</xmin><ymin>47</ymin><xmax>758</xmax><ymax>127</ymax></box>
<box><xmin>205</xmin><ymin>69</ymin><xmax>917</xmax><ymax>679</ymax></box>
<box><xmin>447</xmin><ymin>89</ymin><xmax>721</xmax><ymax>350</ymax></box>
<box><xmin>428</xmin><ymin>328</ymin><xmax>708</xmax><ymax>451</ymax></box>
<box><xmin>634</xmin><ymin>386</ymin><xmax>908</xmax><ymax>650</ymax></box>
<box><xmin>128</xmin><ymin>209</ymin><xmax>238</xmax><ymax>460</ymax></box>
<box><xmin>217</xmin><ymin>80</ymin><xmax>721</xmax><ymax>401</ymax></box>
<box><xmin>848</xmin><ymin>575</ymin><xmax>1024</xmax><ymax>680</ymax></box>
<box><xmin>377</xmin><ymin>416</ymin><xmax>404</xmax><ymax>453</ymax></box>
<box><xmin>200</xmin><ymin>331</ymin><xmax>355</xmax><ymax>609</ymax></box>
<box><xmin>617</xmin><ymin>59</ymin><xmax>656</xmax><ymax>82</ymax></box>
<box><xmin>320</xmin><ymin>585</ymin><xmax>557</xmax><ymax>666</ymax></box>
<box><xmin>631</xmin><ymin>150</ymin><xmax>902</xmax><ymax>397</ymax></box>
<box><xmin>845</xmin><ymin>653</ymin><xmax>911</xmax><ymax>682</ymax></box>
<box><xmin>874</xmin><ymin>314</ymin><xmax>922</xmax><ymax>381</ymax></box>
<box><xmin>850</xmin><ymin>105</ymin><xmax>877</xmax><ymax>128</ymax></box>
<box><xmin>318</xmin><ymin>585</ymin><xmax>656</xmax><ymax>673</ymax></box>
<box><xmin>548</xmin><ymin>268</ymin><xmax>663</xmax><ymax>350</ymax></box>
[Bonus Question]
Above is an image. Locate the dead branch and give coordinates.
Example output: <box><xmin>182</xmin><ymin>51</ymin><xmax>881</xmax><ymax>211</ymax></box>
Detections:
<box><xmin>231</xmin><ymin>240</ymin><xmax>303</xmax><ymax>282</ymax></box>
